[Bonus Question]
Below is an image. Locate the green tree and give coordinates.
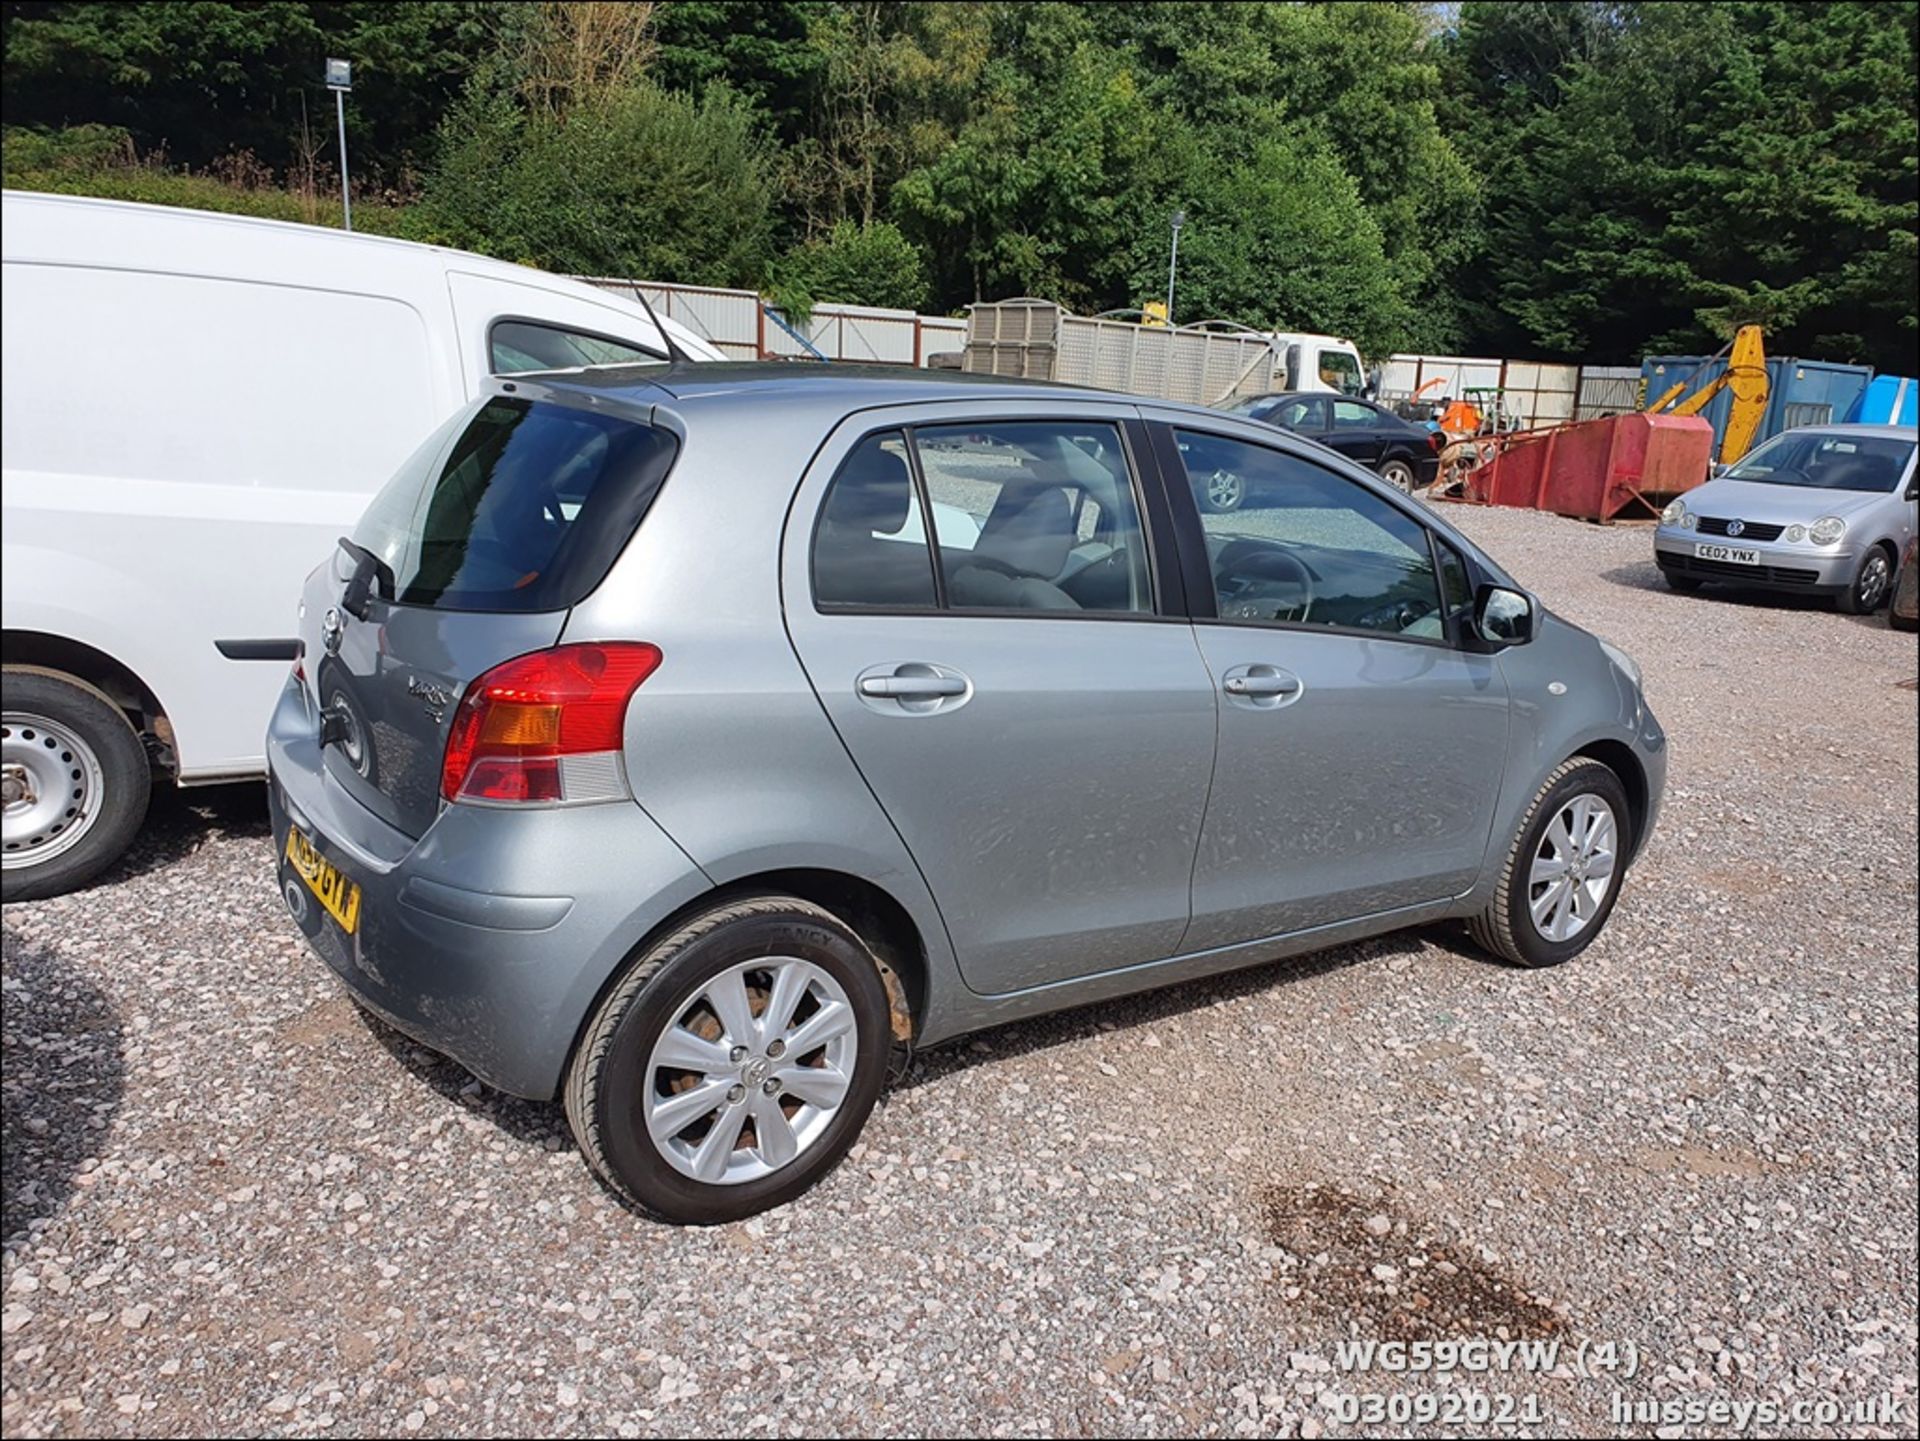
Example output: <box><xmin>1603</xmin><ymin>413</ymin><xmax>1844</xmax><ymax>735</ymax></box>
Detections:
<box><xmin>0</xmin><ymin>1</ymin><xmax>510</xmax><ymax>188</ymax></box>
<box><xmin>778</xmin><ymin>218</ymin><xmax>929</xmax><ymax>310</ymax></box>
<box><xmin>1446</xmin><ymin>1</ymin><xmax>1918</xmax><ymax>370</ymax></box>
<box><xmin>409</xmin><ymin>79</ymin><xmax>779</xmax><ymax>285</ymax></box>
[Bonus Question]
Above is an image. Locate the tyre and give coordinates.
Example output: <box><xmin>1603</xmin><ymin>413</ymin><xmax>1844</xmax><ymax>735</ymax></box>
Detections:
<box><xmin>565</xmin><ymin>894</ymin><xmax>892</xmax><ymax>1224</ymax></box>
<box><xmin>1197</xmin><ymin>468</ymin><xmax>1246</xmax><ymax>513</ymax></box>
<box><xmin>1468</xmin><ymin>757</ymin><xmax>1633</xmax><ymax>969</ymax></box>
<box><xmin>1662</xmin><ymin>571</ymin><xmax>1703</xmax><ymax>593</ymax></box>
<box><xmin>2</xmin><ymin>667</ymin><xmax>152</xmax><ymax>903</ymax></box>
<box><xmin>1378</xmin><ymin>456</ymin><xmax>1417</xmax><ymax>493</ymax></box>
<box><xmin>1836</xmin><ymin>544</ymin><xmax>1895</xmax><ymax>615</ymax></box>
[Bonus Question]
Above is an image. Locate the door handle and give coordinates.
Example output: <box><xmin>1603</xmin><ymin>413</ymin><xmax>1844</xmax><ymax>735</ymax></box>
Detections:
<box><xmin>859</xmin><ymin>675</ymin><xmax>967</xmax><ymax>699</ymax></box>
<box><xmin>1223</xmin><ymin>674</ymin><xmax>1298</xmax><ymax>697</ymax></box>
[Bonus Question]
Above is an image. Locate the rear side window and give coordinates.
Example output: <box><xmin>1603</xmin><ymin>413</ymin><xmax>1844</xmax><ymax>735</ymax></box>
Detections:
<box><xmin>812</xmin><ymin>431</ymin><xmax>938</xmax><ymax>608</ymax></box>
<box><xmin>490</xmin><ymin>320</ymin><xmax>661</xmax><ymax>374</ymax></box>
<box><xmin>353</xmin><ymin>397</ymin><xmax>678</xmax><ymax>612</ymax></box>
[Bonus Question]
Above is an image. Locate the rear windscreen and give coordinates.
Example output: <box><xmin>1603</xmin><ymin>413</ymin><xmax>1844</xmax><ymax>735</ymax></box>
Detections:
<box><xmin>352</xmin><ymin>397</ymin><xmax>678</xmax><ymax>612</ymax></box>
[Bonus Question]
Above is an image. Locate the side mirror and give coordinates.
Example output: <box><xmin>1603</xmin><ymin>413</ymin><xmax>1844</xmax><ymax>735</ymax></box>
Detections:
<box><xmin>1474</xmin><ymin>584</ymin><xmax>1534</xmax><ymax>647</ymax></box>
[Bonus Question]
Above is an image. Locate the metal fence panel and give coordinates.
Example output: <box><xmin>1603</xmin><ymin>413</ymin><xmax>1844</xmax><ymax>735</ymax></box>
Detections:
<box><xmin>1576</xmin><ymin>366</ymin><xmax>1643</xmax><ymax>421</ymax></box>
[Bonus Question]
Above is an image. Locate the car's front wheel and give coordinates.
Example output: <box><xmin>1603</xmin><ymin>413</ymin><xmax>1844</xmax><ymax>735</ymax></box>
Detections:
<box><xmin>2</xmin><ymin>667</ymin><xmax>151</xmax><ymax>902</ymax></box>
<box><xmin>565</xmin><ymin>894</ymin><xmax>893</xmax><ymax>1223</ymax></box>
<box><xmin>1198</xmin><ymin>469</ymin><xmax>1246</xmax><ymax>513</ymax></box>
<box><xmin>1663</xmin><ymin>571</ymin><xmax>1702</xmax><ymax>593</ymax></box>
<box><xmin>1469</xmin><ymin>757</ymin><xmax>1633</xmax><ymax>969</ymax></box>
<box><xmin>1837</xmin><ymin>544</ymin><xmax>1895</xmax><ymax>615</ymax></box>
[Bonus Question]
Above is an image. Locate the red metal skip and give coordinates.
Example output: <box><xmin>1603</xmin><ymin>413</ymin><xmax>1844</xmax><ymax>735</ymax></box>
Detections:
<box><xmin>1455</xmin><ymin>413</ymin><xmax>1714</xmax><ymax>523</ymax></box>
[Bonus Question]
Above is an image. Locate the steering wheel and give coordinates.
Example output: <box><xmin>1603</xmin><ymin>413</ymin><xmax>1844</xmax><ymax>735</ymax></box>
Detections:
<box><xmin>1216</xmin><ymin>541</ymin><xmax>1315</xmax><ymax>623</ymax></box>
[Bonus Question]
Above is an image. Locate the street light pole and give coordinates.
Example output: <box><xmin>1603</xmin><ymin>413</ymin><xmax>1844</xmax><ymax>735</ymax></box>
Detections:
<box><xmin>326</xmin><ymin>58</ymin><xmax>353</xmax><ymax>232</ymax></box>
<box><xmin>1166</xmin><ymin>209</ymin><xmax>1186</xmax><ymax>327</ymax></box>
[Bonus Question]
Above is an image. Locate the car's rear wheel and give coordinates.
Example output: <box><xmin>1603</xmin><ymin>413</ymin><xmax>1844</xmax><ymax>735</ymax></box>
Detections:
<box><xmin>1837</xmin><ymin>544</ymin><xmax>1894</xmax><ymax>615</ymax></box>
<box><xmin>1469</xmin><ymin>757</ymin><xmax>1633</xmax><ymax>969</ymax></box>
<box><xmin>1378</xmin><ymin>457</ymin><xmax>1417</xmax><ymax>493</ymax></box>
<box><xmin>565</xmin><ymin>894</ymin><xmax>892</xmax><ymax>1223</ymax></box>
<box><xmin>1198</xmin><ymin>469</ymin><xmax>1246</xmax><ymax>513</ymax></box>
<box><xmin>2</xmin><ymin>667</ymin><xmax>151</xmax><ymax>903</ymax></box>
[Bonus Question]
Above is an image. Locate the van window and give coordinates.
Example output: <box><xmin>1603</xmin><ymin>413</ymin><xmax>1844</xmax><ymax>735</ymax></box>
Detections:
<box><xmin>352</xmin><ymin>397</ymin><xmax>678</xmax><ymax>612</ymax></box>
<box><xmin>490</xmin><ymin>320</ymin><xmax>662</xmax><ymax>375</ymax></box>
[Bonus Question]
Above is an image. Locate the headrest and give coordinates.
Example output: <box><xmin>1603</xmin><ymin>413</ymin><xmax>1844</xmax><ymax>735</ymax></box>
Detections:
<box><xmin>973</xmin><ymin>484</ymin><xmax>1074</xmax><ymax>579</ymax></box>
<box><xmin>824</xmin><ymin>443</ymin><xmax>913</xmax><ymax>535</ymax></box>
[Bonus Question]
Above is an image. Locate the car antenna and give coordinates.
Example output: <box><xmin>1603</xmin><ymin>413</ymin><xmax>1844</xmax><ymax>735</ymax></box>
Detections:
<box><xmin>628</xmin><ymin>284</ymin><xmax>691</xmax><ymax>365</ymax></box>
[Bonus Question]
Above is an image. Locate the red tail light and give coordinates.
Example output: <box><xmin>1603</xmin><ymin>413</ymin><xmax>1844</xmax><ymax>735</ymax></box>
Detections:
<box><xmin>441</xmin><ymin>643</ymin><xmax>662</xmax><ymax>805</ymax></box>
<box><xmin>1429</xmin><ymin>429</ymin><xmax>1445</xmax><ymax>453</ymax></box>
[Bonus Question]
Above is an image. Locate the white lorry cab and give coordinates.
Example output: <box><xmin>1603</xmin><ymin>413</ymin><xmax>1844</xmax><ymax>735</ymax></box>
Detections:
<box><xmin>1271</xmin><ymin>332</ymin><xmax>1369</xmax><ymax>397</ymax></box>
<box><xmin>1</xmin><ymin>190</ymin><xmax>722</xmax><ymax>899</ymax></box>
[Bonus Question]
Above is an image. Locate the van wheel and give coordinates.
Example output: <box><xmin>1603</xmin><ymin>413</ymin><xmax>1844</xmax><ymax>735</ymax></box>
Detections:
<box><xmin>2</xmin><ymin>667</ymin><xmax>151</xmax><ymax>902</ymax></box>
<box><xmin>565</xmin><ymin>895</ymin><xmax>892</xmax><ymax>1224</ymax></box>
<box><xmin>1468</xmin><ymin>757</ymin><xmax>1632</xmax><ymax>969</ymax></box>
<box><xmin>1663</xmin><ymin>572</ymin><xmax>1702</xmax><ymax>593</ymax></box>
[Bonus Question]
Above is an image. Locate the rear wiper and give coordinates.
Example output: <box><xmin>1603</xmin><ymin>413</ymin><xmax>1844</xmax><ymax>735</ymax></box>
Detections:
<box><xmin>335</xmin><ymin>537</ymin><xmax>395</xmax><ymax>620</ymax></box>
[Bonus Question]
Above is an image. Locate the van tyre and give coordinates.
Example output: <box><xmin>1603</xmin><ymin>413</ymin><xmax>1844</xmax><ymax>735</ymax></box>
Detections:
<box><xmin>1468</xmin><ymin>757</ymin><xmax>1632</xmax><ymax>969</ymax></box>
<box><xmin>565</xmin><ymin>894</ymin><xmax>892</xmax><ymax>1224</ymax></box>
<box><xmin>2</xmin><ymin>667</ymin><xmax>151</xmax><ymax>903</ymax></box>
<box><xmin>1663</xmin><ymin>572</ymin><xmax>1702</xmax><ymax>593</ymax></box>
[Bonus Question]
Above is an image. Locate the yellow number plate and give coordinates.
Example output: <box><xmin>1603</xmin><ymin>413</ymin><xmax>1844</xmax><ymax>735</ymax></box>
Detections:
<box><xmin>285</xmin><ymin>826</ymin><xmax>361</xmax><ymax>935</ymax></box>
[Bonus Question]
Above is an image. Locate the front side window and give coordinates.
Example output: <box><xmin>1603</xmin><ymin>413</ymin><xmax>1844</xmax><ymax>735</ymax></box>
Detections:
<box><xmin>913</xmin><ymin>422</ymin><xmax>1153</xmax><ymax>614</ymax></box>
<box><xmin>490</xmin><ymin>320</ymin><xmax>662</xmax><ymax>375</ymax></box>
<box><xmin>1332</xmin><ymin>400</ymin><xmax>1379</xmax><ymax>430</ymax></box>
<box><xmin>1174</xmin><ymin>429</ymin><xmax>1444</xmax><ymax>639</ymax></box>
<box><xmin>1318</xmin><ymin>350</ymin><xmax>1363</xmax><ymax>396</ymax></box>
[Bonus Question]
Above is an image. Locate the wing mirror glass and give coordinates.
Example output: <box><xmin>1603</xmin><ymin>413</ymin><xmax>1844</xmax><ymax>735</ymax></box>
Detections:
<box><xmin>1474</xmin><ymin>584</ymin><xmax>1534</xmax><ymax>647</ymax></box>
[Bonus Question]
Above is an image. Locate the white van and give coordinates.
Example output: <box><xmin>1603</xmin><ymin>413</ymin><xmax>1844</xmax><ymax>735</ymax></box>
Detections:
<box><xmin>1</xmin><ymin>190</ymin><xmax>723</xmax><ymax>899</ymax></box>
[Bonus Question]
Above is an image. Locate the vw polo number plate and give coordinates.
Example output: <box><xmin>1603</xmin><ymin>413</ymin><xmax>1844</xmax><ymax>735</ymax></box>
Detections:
<box><xmin>1694</xmin><ymin>542</ymin><xmax>1760</xmax><ymax>566</ymax></box>
<box><xmin>285</xmin><ymin>825</ymin><xmax>361</xmax><ymax>935</ymax></box>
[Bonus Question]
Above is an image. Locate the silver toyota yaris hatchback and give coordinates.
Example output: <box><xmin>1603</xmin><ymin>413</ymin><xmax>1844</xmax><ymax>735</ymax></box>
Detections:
<box><xmin>268</xmin><ymin>364</ymin><xmax>1667</xmax><ymax>1223</ymax></box>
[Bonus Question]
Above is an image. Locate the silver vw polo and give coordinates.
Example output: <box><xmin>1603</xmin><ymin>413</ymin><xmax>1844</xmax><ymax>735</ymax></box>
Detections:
<box><xmin>267</xmin><ymin>364</ymin><xmax>1666</xmax><ymax>1223</ymax></box>
<box><xmin>1653</xmin><ymin>424</ymin><xmax>1918</xmax><ymax>612</ymax></box>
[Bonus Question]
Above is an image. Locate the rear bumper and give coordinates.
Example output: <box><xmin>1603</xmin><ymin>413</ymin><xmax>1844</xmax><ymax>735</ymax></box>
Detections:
<box><xmin>1652</xmin><ymin>535</ymin><xmax>1853</xmax><ymax>594</ymax></box>
<box><xmin>266</xmin><ymin>676</ymin><xmax>710</xmax><ymax>1100</ymax></box>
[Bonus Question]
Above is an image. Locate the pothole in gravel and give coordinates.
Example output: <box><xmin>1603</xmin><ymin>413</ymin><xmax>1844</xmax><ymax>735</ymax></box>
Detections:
<box><xmin>1260</xmin><ymin>1184</ymin><xmax>1566</xmax><ymax>1341</ymax></box>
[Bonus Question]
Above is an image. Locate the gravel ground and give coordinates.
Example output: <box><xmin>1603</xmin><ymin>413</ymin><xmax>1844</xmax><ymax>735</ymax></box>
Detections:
<box><xmin>4</xmin><ymin>504</ymin><xmax>1916</xmax><ymax>1439</ymax></box>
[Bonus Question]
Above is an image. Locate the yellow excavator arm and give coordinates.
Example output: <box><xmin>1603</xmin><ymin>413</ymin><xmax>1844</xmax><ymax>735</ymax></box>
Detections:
<box><xmin>1646</xmin><ymin>324</ymin><xmax>1769</xmax><ymax>464</ymax></box>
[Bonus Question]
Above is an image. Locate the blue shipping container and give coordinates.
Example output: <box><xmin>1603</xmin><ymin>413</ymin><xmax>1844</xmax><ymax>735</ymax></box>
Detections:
<box><xmin>1640</xmin><ymin>354</ymin><xmax>1872</xmax><ymax>454</ymax></box>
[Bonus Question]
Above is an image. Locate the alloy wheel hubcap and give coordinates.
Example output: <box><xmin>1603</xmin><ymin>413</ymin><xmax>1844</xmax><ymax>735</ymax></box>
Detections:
<box><xmin>643</xmin><ymin>956</ymin><xmax>858</xmax><ymax>1185</ymax></box>
<box><xmin>1384</xmin><ymin>463</ymin><xmax>1414</xmax><ymax>492</ymax></box>
<box><xmin>1208</xmin><ymin>471</ymin><xmax>1242</xmax><ymax>507</ymax></box>
<box><xmin>1860</xmin><ymin>556</ymin><xmax>1889</xmax><ymax>608</ymax></box>
<box><xmin>2</xmin><ymin>712</ymin><xmax>105</xmax><ymax>870</ymax></box>
<box><xmin>1527</xmin><ymin>794</ymin><xmax>1618</xmax><ymax>943</ymax></box>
